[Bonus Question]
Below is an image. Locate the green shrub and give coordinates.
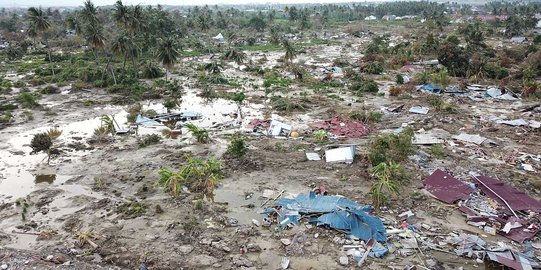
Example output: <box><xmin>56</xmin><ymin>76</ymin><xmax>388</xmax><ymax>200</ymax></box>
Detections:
<box><xmin>156</xmin><ymin>158</ymin><xmax>222</xmax><ymax>200</ymax></box>
<box><xmin>185</xmin><ymin>123</ymin><xmax>209</xmax><ymax>143</ymax></box>
<box><xmin>227</xmin><ymin>134</ymin><xmax>248</xmax><ymax>158</ymax></box>
<box><xmin>428</xmin><ymin>95</ymin><xmax>457</xmax><ymax>113</ymax></box>
<box><xmin>484</xmin><ymin>63</ymin><xmax>509</xmax><ymax>79</ymax></box>
<box><xmin>362</xmin><ymin>62</ymin><xmax>384</xmax><ymax>74</ymax></box>
<box><xmin>270</xmin><ymin>96</ymin><xmax>309</xmax><ymax>113</ymax></box>
<box><xmin>368</xmin><ymin>127</ymin><xmax>415</xmax><ymax>166</ymax></box>
<box><xmin>396</xmin><ymin>74</ymin><xmax>404</xmax><ymax>84</ymax></box>
<box><xmin>141</xmin><ymin>63</ymin><xmax>164</xmax><ymax>79</ymax></box>
<box><xmin>15</xmin><ymin>92</ymin><xmax>39</xmax><ymax>108</ymax></box>
<box><xmin>370</xmin><ymin>161</ymin><xmax>406</xmax><ymax>207</ymax></box>
<box><xmin>138</xmin><ymin>134</ymin><xmax>162</xmax><ymax>147</ymax></box>
<box><xmin>429</xmin><ymin>144</ymin><xmax>446</xmax><ymax>158</ymax></box>
<box><xmin>349</xmin><ymin>110</ymin><xmax>383</xmax><ymax>123</ymax></box>
<box><xmin>349</xmin><ymin>80</ymin><xmax>379</xmax><ymax>94</ymax></box>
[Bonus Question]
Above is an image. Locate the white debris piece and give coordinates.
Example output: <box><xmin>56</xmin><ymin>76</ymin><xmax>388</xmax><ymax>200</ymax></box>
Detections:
<box><xmin>520</xmin><ymin>164</ymin><xmax>535</xmax><ymax>172</ymax></box>
<box><xmin>281</xmin><ymin>257</ymin><xmax>290</xmax><ymax>269</ymax></box>
<box><xmin>486</xmin><ymin>88</ymin><xmax>502</xmax><ymax>98</ymax></box>
<box><xmin>339</xmin><ymin>256</ymin><xmax>349</xmax><ymax>266</ymax></box>
<box><xmin>453</xmin><ymin>133</ymin><xmax>487</xmax><ymax>145</ymax></box>
<box><xmin>412</xmin><ymin>133</ymin><xmax>444</xmax><ymax>145</ymax></box>
<box><xmin>306</xmin><ymin>152</ymin><xmax>321</xmax><ymax>161</ymax></box>
<box><xmin>268</xmin><ymin>120</ymin><xmax>292</xmax><ymax>137</ymax></box>
<box><xmin>409</xmin><ymin>106</ymin><xmax>429</xmax><ymax>115</ymax></box>
<box><xmin>497</xmin><ymin>93</ymin><xmax>519</xmax><ymax>101</ymax></box>
<box><xmin>325</xmin><ymin>145</ymin><xmax>356</xmax><ymax>164</ymax></box>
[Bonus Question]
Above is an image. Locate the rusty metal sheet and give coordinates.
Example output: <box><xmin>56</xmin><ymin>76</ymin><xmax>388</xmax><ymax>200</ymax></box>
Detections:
<box><xmin>473</xmin><ymin>176</ymin><xmax>541</xmax><ymax>213</ymax></box>
<box><xmin>423</xmin><ymin>169</ymin><xmax>473</xmax><ymax>204</ymax></box>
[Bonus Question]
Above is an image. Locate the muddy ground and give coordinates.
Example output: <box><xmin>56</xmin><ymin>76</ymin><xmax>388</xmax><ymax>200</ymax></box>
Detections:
<box><xmin>1</xmin><ymin>36</ymin><xmax>541</xmax><ymax>270</ymax></box>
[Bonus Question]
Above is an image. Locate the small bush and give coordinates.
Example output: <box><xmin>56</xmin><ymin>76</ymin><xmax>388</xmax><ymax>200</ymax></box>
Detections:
<box><xmin>368</xmin><ymin>127</ymin><xmax>415</xmax><ymax>166</ymax></box>
<box><xmin>116</xmin><ymin>199</ymin><xmax>147</xmax><ymax>218</ymax></box>
<box><xmin>396</xmin><ymin>74</ymin><xmax>404</xmax><ymax>85</ymax></box>
<box><xmin>370</xmin><ymin>161</ymin><xmax>406</xmax><ymax>207</ymax></box>
<box><xmin>350</xmin><ymin>80</ymin><xmax>379</xmax><ymax>94</ymax></box>
<box><xmin>156</xmin><ymin>158</ymin><xmax>222</xmax><ymax>201</ymax></box>
<box><xmin>226</xmin><ymin>134</ymin><xmax>248</xmax><ymax>158</ymax></box>
<box><xmin>270</xmin><ymin>96</ymin><xmax>309</xmax><ymax>113</ymax></box>
<box><xmin>312</xmin><ymin>129</ymin><xmax>328</xmax><ymax>143</ymax></box>
<box><xmin>389</xmin><ymin>85</ymin><xmax>403</xmax><ymax>96</ymax></box>
<box><xmin>40</xmin><ymin>85</ymin><xmax>60</xmax><ymax>94</ymax></box>
<box><xmin>185</xmin><ymin>123</ymin><xmax>209</xmax><ymax>143</ymax></box>
<box><xmin>361</xmin><ymin>62</ymin><xmax>384</xmax><ymax>75</ymax></box>
<box><xmin>141</xmin><ymin>63</ymin><xmax>164</xmax><ymax>79</ymax></box>
<box><xmin>428</xmin><ymin>95</ymin><xmax>457</xmax><ymax>113</ymax></box>
<box><xmin>429</xmin><ymin>144</ymin><xmax>446</xmax><ymax>158</ymax></box>
<box><xmin>16</xmin><ymin>92</ymin><xmax>39</xmax><ymax>108</ymax></box>
<box><xmin>138</xmin><ymin>134</ymin><xmax>162</xmax><ymax>147</ymax></box>
<box><xmin>349</xmin><ymin>110</ymin><xmax>383</xmax><ymax>123</ymax></box>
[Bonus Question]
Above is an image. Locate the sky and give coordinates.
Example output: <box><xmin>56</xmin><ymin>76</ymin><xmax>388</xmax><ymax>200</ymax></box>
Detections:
<box><xmin>0</xmin><ymin>0</ymin><xmax>373</xmax><ymax>8</ymax></box>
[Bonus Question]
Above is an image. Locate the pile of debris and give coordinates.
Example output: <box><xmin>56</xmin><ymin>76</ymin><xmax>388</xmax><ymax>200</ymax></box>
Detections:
<box><xmin>424</xmin><ymin>169</ymin><xmax>541</xmax><ymax>243</ymax></box>
<box><xmin>310</xmin><ymin>117</ymin><xmax>370</xmax><ymax>139</ymax></box>
<box><xmin>261</xmin><ymin>192</ymin><xmax>388</xmax><ymax>265</ymax></box>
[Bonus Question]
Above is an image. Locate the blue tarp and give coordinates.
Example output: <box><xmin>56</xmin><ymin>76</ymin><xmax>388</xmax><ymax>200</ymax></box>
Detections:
<box><xmin>136</xmin><ymin>115</ymin><xmax>160</xmax><ymax>127</ymax></box>
<box><xmin>269</xmin><ymin>192</ymin><xmax>387</xmax><ymax>243</ymax></box>
<box><xmin>418</xmin><ymin>84</ymin><xmax>442</xmax><ymax>94</ymax></box>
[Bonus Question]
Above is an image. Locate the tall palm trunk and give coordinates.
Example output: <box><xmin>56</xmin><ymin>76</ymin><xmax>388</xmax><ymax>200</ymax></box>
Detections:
<box><xmin>44</xmin><ymin>36</ymin><xmax>55</xmax><ymax>76</ymax></box>
<box><xmin>131</xmin><ymin>55</ymin><xmax>137</xmax><ymax>78</ymax></box>
<box><xmin>103</xmin><ymin>53</ymin><xmax>117</xmax><ymax>85</ymax></box>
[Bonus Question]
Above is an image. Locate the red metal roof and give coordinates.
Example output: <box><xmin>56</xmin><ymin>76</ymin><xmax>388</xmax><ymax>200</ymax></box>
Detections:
<box><xmin>473</xmin><ymin>175</ymin><xmax>541</xmax><ymax>214</ymax></box>
<box><xmin>423</xmin><ymin>169</ymin><xmax>473</xmax><ymax>204</ymax></box>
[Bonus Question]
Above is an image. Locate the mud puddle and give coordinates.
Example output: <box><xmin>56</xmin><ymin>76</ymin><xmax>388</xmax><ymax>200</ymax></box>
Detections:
<box><xmin>214</xmin><ymin>171</ymin><xmax>309</xmax><ymax>225</ymax></box>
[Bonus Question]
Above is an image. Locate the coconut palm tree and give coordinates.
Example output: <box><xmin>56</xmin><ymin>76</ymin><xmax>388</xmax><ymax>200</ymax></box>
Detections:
<box><xmin>111</xmin><ymin>33</ymin><xmax>139</xmax><ymax>78</ymax></box>
<box><xmin>113</xmin><ymin>0</ymin><xmax>130</xmax><ymax>28</ymax></box>
<box><xmin>27</xmin><ymin>7</ymin><xmax>54</xmax><ymax>76</ymax></box>
<box><xmin>128</xmin><ymin>4</ymin><xmax>144</xmax><ymax>33</ymax></box>
<box><xmin>223</xmin><ymin>47</ymin><xmax>246</xmax><ymax>65</ymax></box>
<box><xmin>282</xmin><ymin>39</ymin><xmax>297</xmax><ymax>63</ymax></box>
<box><xmin>81</xmin><ymin>0</ymin><xmax>99</xmax><ymax>27</ymax></box>
<box><xmin>204</xmin><ymin>61</ymin><xmax>223</xmax><ymax>74</ymax></box>
<box><xmin>85</xmin><ymin>23</ymin><xmax>106</xmax><ymax>61</ymax></box>
<box><xmin>156</xmin><ymin>37</ymin><xmax>180</xmax><ymax>80</ymax></box>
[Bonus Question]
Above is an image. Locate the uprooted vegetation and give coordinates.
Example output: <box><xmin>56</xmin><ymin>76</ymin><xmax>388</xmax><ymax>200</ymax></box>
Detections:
<box><xmin>156</xmin><ymin>158</ymin><xmax>223</xmax><ymax>201</ymax></box>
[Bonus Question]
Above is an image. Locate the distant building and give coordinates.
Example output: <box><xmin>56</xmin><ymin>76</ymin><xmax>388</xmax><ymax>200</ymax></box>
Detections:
<box><xmin>510</xmin><ymin>36</ymin><xmax>527</xmax><ymax>44</ymax></box>
<box><xmin>283</xmin><ymin>33</ymin><xmax>296</xmax><ymax>39</ymax></box>
<box><xmin>364</xmin><ymin>15</ymin><xmax>377</xmax><ymax>21</ymax></box>
<box><xmin>382</xmin><ymin>15</ymin><xmax>397</xmax><ymax>21</ymax></box>
<box><xmin>477</xmin><ymin>15</ymin><xmax>509</xmax><ymax>22</ymax></box>
<box><xmin>213</xmin><ymin>33</ymin><xmax>224</xmax><ymax>44</ymax></box>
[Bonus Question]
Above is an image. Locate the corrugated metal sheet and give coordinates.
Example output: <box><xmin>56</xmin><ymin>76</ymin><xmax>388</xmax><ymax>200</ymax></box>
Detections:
<box><xmin>473</xmin><ymin>176</ymin><xmax>541</xmax><ymax>213</ymax></box>
<box><xmin>424</xmin><ymin>169</ymin><xmax>473</xmax><ymax>204</ymax></box>
<box><xmin>274</xmin><ymin>192</ymin><xmax>386</xmax><ymax>242</ymax></box>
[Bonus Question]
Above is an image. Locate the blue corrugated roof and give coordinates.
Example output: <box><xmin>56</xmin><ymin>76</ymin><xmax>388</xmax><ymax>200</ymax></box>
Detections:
<box><xmin>270</xmin><ymin>192</ymin><xmax>386</xmax><ymax>243</ymax></box>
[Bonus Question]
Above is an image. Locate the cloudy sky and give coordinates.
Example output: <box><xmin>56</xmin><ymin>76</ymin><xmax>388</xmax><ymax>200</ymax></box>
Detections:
<box><xmin>1</xmin><ymin>0</ymin><xmax>371</xmax><ymax>8</ymax></box>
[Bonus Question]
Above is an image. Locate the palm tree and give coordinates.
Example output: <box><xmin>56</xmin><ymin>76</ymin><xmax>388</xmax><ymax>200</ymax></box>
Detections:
<box><xmin>111</xmin><ymin>33</ymin><xmax>140</xmax><ymax>77</ymax></box>
<box><xmin>282</xmin><ymin>39</ymin><xmax>297</xmax><ymax>63</ymax></box>
<box><xmin>156</xmin><ymin>37</ymin><xmax>180</xmax><ymax>80</ymax></box>
<box><xmin>27</xmin><ymin>7</ymin><xmax>54</xmax><ymax>76</ymax></box>
<box><xmin>204</xmin><ymin>61</ymin><xmax>223</xmax><ymax>74</ymax></box>
<box><xmin>85</xmin><ymin>23</ymin><xmax>106</xmax><ymax>61</ymax></box>
<box><xmin>113</xmin><ymin>0</ymin><xmax>129</xmax><ymax>28</ymax></box>
<box><xmin>81</xmin><ymin>0</ymin><xmax>99</xmax><ymax>27</ymax></box>
<box><xmin>223</xmin><ymin>47</ymin><xmax>246</xmax><ymax>65</ymax></box>
<box><xmin>128</xmin><ymin>5</ymin><xmax>144</xmax><ymax>34</ymax></box>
